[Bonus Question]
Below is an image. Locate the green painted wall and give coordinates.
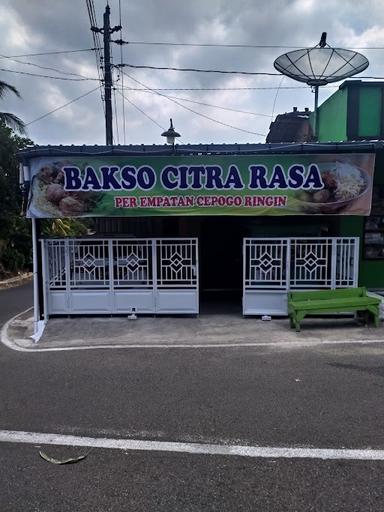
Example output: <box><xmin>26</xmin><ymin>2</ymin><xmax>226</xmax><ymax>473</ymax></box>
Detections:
<box><xmin>338</xmin><ymin>153</ymin><xmax>384</xmax><ymax>290</ymax></box>
<box><xmin>358</xmin><ymin>87</ymin><xmax>381</xmax><ymax>137</ymax></box>
<box><xmin>316</xmin><ymin>88</ymin><xmax>348</xmax><ymax>141</ymax></box>
<box><xmin>317</xmin><ymin>84</ymin><xmax>384</xmax><ymax>289</ymax></box>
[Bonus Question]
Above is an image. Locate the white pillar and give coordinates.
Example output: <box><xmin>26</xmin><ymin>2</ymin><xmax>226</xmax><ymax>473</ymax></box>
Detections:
<box><xmin>31</xmin><ymin>217</ymin><xmax>40</xmax><ymax>335</ymax></box>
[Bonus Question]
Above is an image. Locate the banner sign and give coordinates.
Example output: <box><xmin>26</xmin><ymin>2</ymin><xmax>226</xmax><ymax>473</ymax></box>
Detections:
<box><xmin>27</xmin><ymin>153</ymin><xmax>375</xmax><ymax>217</ymax></box>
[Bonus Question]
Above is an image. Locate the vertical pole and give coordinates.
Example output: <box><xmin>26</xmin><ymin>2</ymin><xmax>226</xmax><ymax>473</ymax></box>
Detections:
<box><xmin>353</xmin><ymin>237</ymin><xmax>360</xmax><ymax>287</ymax></box>
<box><xmin>152</xmin><ymin>239</ymin><xmax>158</xmax><ymax>313</ymax></box>
<box><xmin>331</xmin><ymin>238</ymin><xmax>337</xmax><ymax>289</ymax></box>
<box><xmin>313</xmin><ymin>85</ymin><xmax>319</xmax><ymax>140</ymax></box>
<box><xmin>31</xmin><ymin>218</ymin><xmax>40</xmax><ymax>335</ymax></box>
<box><xmin>41</xmin><ymin>239</ymin><xmax>48</xmax><ymax>322</ymax></box>
<box><xmin>103</xmin><ymin>5</ymin><xmax>113</xmax><ymax>145</ymax></box>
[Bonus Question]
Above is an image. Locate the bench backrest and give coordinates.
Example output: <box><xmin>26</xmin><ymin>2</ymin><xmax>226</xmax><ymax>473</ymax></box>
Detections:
<box><xmin>288</xmin><ymin>287</ymin><xmax>366</xmax><ymax>302</ymax></box>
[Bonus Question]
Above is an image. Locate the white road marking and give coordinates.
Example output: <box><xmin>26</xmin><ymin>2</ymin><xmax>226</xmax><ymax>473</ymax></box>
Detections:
<box><xmin>1</xmin><ymin>429</ymin><xmax>384</xmax><ymax>461</ymax></box>
<box><xmin>2</xmin><ymin>308</ymin><xmax>384</xmax><ymax>353</ymax></box>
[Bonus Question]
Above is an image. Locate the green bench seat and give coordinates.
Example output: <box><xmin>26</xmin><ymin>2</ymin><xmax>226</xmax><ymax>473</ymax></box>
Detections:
<box><xmin>288</xmin><ymin>287</ymin><xmax>381</xmax><ymax>332</ymax></box>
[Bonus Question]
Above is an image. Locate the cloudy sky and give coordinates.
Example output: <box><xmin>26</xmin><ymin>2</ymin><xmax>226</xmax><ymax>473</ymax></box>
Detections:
<box><xmin>1</xmin><ymin>0</ymin><xmax>384</xmax><ymax>146</ymax></box>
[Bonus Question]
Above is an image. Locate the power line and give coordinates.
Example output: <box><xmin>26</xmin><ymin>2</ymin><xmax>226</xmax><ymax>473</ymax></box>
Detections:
<box><xmin>130</xmin><ymin>89</ymin><xmax>272</xmax><ymax>117</ymax></box>
<box><xmin>115</xmin><ymin>40</ymin><xmax>384</xmax><ymax>50</ymax></box>
<box><xmin>271</xmin><ymin>76</ymin><xmax>285</xmax><ymax>120</ymax></box>
<box><xmin>121</xmin><ymin>85</ymin><xmax>337</xmax><ymax>91</ymax></box>
<box><xmin>116</xmin><ymin>41</ymin><xmax>304</xmax><ymax>49</ymax></box>
<box><xmin>0</xmin><ymin>67</ymin><xmax>99</xmax><ymax>81</ymax></box>
<box><xmin>86</xmin><ymin>0</ymin><xmax>105</xmax><ymax>111</ymax></box>
<box><xmin>120</xmin><ymin>69</ymin><xmax>266</xmax><ymax>137</ymax></box>
<box><xmin>113</xmin><ymin>84</ymin><xmax>120</xmax><ymax>143</ymax></box>
<box><xmin>25</xmin><ymin>86</ymin><xmax>100</xmax><ymax>126</ymax></box>
<box><xmin>117</xmin><ymin>0</ymin><xmax>127</xmax><ymax>144</ymax></box>
<box><xmin>6</xmin><ymin>48</ymin><xmax>99</xmax><ymax>58</ymax></box>
<box><xmin>0</xmin><ymin>54</ymin><xmax>96</xmax><ymax>79</ymax></box>
<box><xmin>116</xmin><ymin>88</ymin><xmax>165</xmax><ymax>130</ymax></box>
<box><xmin>118</xmin><ymin>63</ymin><xmax>281</xmax><ymax>76</ymax></box>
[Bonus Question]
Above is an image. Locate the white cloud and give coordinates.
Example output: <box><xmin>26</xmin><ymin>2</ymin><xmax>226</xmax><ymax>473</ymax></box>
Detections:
<box><xmin>1</xmin><ymin>0</ymin><xmax>382</xmax><ymax>145</ymax></box>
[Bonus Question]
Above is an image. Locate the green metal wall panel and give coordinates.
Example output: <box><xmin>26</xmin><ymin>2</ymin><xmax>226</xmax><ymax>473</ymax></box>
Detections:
<box><xmin>316</xmin><ymin>89</ymin><xmax>348</xmax><ymax>141</ymax></box>
<box><xmin>358</xmin><ymin>88</ymin><xmax>381</xmax><ymax>137</ymax></box>
<box><xmin>317</xmin><ymin>83</ymin><xmax>384</xmax><ymax>289</ymax></box>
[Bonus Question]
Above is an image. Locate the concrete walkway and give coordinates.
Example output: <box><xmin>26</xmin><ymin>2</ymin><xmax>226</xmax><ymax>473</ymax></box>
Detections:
<box><xmin>3</xmin><ymin>307</ymin><xmax>384</xmax><ymax>351</ymax></box>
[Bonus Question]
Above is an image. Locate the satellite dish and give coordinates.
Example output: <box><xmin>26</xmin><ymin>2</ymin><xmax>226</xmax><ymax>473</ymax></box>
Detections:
<box><xmin>273</xmin><ymin>33</ymin><xmax>369</xmax><ymax>137</ymax></box>
<box><xmin>274</xmin><ymin>48</ymin><xmax>369</xmax><ymax>86</ymax></box>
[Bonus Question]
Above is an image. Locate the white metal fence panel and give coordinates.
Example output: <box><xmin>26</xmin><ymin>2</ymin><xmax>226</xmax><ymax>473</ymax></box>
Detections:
<box><xmin>243</xmin><ymin>237</ymin><xmax>359</xmax><ymax>316</ymax></box>
<box><xmin>157</xmin><ymin>239</ymin><xmax>198</xmax><ymax>288</ymax></box>
<box><xmin>244</xmin><ymin>239</ymin><xmax>288</xmax><ymax>290</ymax></box>
<box><xmin>42</xmin><ymin>238</ymin><xmax>198</xmax><ymax>316</ymax></box>
<box><xmin>47</xmin><ymin>240</ymin><xmax>66</xmax><ymax>290</ymax></box>
<box><xmin>112</xmin><ymin>239</ymin><xmax>153</xmax><ymax>288</ymax></box>
<box><xmin>70</xmin><ymin>240</ymin><xmax>109</xmax><ymax>289</ymax></box>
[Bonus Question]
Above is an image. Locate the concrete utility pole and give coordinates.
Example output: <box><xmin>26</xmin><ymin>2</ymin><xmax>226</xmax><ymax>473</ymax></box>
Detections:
<box><xmin>92</xmin><ymin>5</ymin><xmax>121</xmax><ymax>145</ymax></box>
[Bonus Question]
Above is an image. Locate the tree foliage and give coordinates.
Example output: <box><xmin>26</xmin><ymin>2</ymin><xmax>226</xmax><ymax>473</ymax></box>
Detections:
<box><xmin>0</xmin><ymin>123</ymin><xmax>33</xmax><ymax>276</ymax></box>
<box><xmin>0</xmin><ymin>79</ymin><xmax>26</xmax><ymax>134</ymax></box>
<box><xmin>0</xmin><ymin>79</ymin><xmax>89</xmax><ymax>277</ymax></box>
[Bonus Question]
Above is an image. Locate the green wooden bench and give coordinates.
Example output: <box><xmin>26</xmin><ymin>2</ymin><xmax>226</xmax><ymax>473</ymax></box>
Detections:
<box><xmin>288</xmin><ymin>287</ymin><xmax>381</xmax><ymax>332</ymax></box>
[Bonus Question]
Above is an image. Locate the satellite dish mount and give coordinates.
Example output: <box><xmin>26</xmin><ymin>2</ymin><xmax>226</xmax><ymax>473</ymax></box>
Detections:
<box><xmin>273</xmin><ymin>33</ymin><xmax>369</xmax><ymax>138</ymax></box>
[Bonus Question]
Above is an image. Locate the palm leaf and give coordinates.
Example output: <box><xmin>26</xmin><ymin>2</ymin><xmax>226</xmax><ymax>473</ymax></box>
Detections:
<box><xmin>0</xmin><ymin>112</ymin><xmax>26</xmax><ymax>134</ymax></box>
<box><xmin>0</xmin><ymin>80</ymin><xmax>21</xmax><ymax>99</ymax></box>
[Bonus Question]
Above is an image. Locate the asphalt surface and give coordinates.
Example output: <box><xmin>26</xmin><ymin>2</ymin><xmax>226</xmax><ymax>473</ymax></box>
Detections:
<box><xmin>1</xmin><ymin>283</ymin><xmax>384</xmax><ymax>511</ymax></box>
<box><xmin>0</xmin><ymin>281</ymin><xmax>33</xmax><ymax>325</ymax></box>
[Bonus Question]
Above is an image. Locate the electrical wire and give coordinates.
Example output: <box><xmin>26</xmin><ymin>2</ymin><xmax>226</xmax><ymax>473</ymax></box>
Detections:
<box><xmin>121</xmin><ymin>85</ymin><xmax>337</xmax><ymax>91</ymax></box>
<box><xmin>25</xmin><ymin>86</ymin><xmax>100</xmax><ymax>126</ymax></box>
<box><xmin>271</xmin><ymin>75</ymin><xmax>285</xmax><ymax>119</ymax></box>
<box><xmin>116</xmin><ymin>88</ymin><xmax>165</xmax><ymax>130</ymax></box>
<box><xmin>120</xmin><ymin>69</ymin><xmax>266</xmax><ymax>137</ymax></box>
<box><xmin>117</xmin><ymin>41</ymin><xmax>306</xmax><ymax>49</ymax></box>
<box><xmin>118</xmin><ymin>63</ymin><xmax>281</xmax><ymax>76</ymax></box>
<box><xmin>117</xmin><ymin>0</ymin><xmax>127</xmax><ymax>143</ymax></box>
<box><xmin>6</xmin><ymin>48</ymin><xmax>99</xmax><ymax>58</ymax></box>
<box><xmin>116</xmin><ymin>40</ymin><xmax>384</xmax><ymax>50</ymax></box>
<box><xmin>0</xmin><ymin>67</ymin><xmax>99</xmax><ymax>81</ymax></box>
<box><xmin>130</xmin><ymin>89</ymin><xmax>272</xmax><ymax>117</ymax></box>
<box><xmin>113</xmin><ymin>84</ymin><xmax>120</xmax><ymax>143</ymax></box>
<box><xmin>86</xmin><ymin>0</ymin><xmax>105</xmax><ymax>111</ymax></box>
<box><xmin>0</xmin><ymin>54</ymin><xmax>96</xmax><ymax>79</ymax></box>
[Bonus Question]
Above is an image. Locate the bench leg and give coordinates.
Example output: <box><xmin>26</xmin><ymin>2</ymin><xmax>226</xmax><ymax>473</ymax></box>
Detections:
<box><xmin>295</xmin><ymin>311</ymin><xmax>306</xmax><ymax>332</ymax></box>
<box><xmin>373</xmin><ymin>307</ymin><xmax>380</xmax><ymax>328</ymax></box>
<box><xmin>367</xmin><ymin>306</ymin><xmax>380</xmax><ymax>328</ymax></box>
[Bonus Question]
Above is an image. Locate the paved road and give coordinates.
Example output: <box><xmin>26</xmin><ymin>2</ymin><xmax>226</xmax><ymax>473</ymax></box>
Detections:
<box><xmin>1</xmin><ymin>284</ymin><xmax>384</xmax><ymax>510</ymax></box>
<box><xmin>0</xmin><ymin>281</ymin><xmax>33</xmax><ymax>325</ymax></box>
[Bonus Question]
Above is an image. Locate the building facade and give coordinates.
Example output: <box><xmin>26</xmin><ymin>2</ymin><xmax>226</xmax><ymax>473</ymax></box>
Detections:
<box><xmin>18</xmin><ymin>141</ymin><xmax>380</xmax><ymax>322</ymax></box>
<box><xmin>316</xmin><ymin>80</ymin><xmax>384</xmax><ymax>289</ymax></box>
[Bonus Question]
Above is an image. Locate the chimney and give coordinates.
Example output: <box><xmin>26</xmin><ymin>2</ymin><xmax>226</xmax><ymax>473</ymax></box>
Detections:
<box><xmin>293</xmin><ymin>107</ymin><xmax>298</xmax><ymax>112</ymax></box>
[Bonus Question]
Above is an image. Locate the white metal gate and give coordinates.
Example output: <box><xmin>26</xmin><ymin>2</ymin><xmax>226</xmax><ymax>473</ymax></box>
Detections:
<box><xmin>42</xmin><ymin>238</ymin><xmax>199</xmax><ymax>316</ymax></box>
<box><xmin>243</xmin><ymin>237</ymin><xmax>359</xmax><ymax>316</ymax></box>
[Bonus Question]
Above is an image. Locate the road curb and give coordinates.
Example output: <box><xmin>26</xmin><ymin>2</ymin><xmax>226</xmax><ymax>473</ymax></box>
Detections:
<box><xmin>0</xmin><ymin>273</ymin><xmax>32</xmax><ymax>290</ymax></box>
<box><xmin>0</xmin><ymin>307</ymin><xmax>35</xmax><ymax>352</ymax></box>
<box><xmin>2</xmin><ymin>308</ymin><xmax>384</xmax><ymax>353</ymax></box>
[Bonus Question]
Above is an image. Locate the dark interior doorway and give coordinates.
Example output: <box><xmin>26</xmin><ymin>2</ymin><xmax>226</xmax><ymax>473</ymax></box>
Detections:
<box><xmin>199</xmin><ymin>217</ymin><xmax>244</xmax><ymax>312</ymax></box>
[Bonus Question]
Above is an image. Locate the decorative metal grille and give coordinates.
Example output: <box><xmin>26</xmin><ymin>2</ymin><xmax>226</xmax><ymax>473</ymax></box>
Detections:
<box><xmin>46</xmin><ymin>240</ymin><xmax>66</xmax><ymax>289</ymax></box>
<box><xmin>290</xmin><ymin>239</ymin><xmax>332</xmax><ymax>288</ymax></box>
<box><xmin>69</xmin><ymin>240</ymin><xmax>109</xmax><ymax>288</ymax></box>
<box><xmin>335</xmin><ymin>238</ymin><xmax>358</xmax><ymax>287</ymax></box>
<box><xmin>244</xmin><ymin>237</ymin><xmax>359</xmax><ymax>291</ymax></box>
<box><xmin>113</xmin><ymin>239</ymin><xmax>152</xmax><ymax>288</ymax></box>
<box><xmin>44</xmin><ymin>238</ymin><xmax>198</xmax><ymax>293</ymax></box>
<box><xmin>244</xmin><ymin>239</ymin><xmax>288</xmax><ymax>289</ymax></box>
<box><xmin>157</xmin><ymin>239</ymin><xmax>198</xmax><ymax>288</ymax></box>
